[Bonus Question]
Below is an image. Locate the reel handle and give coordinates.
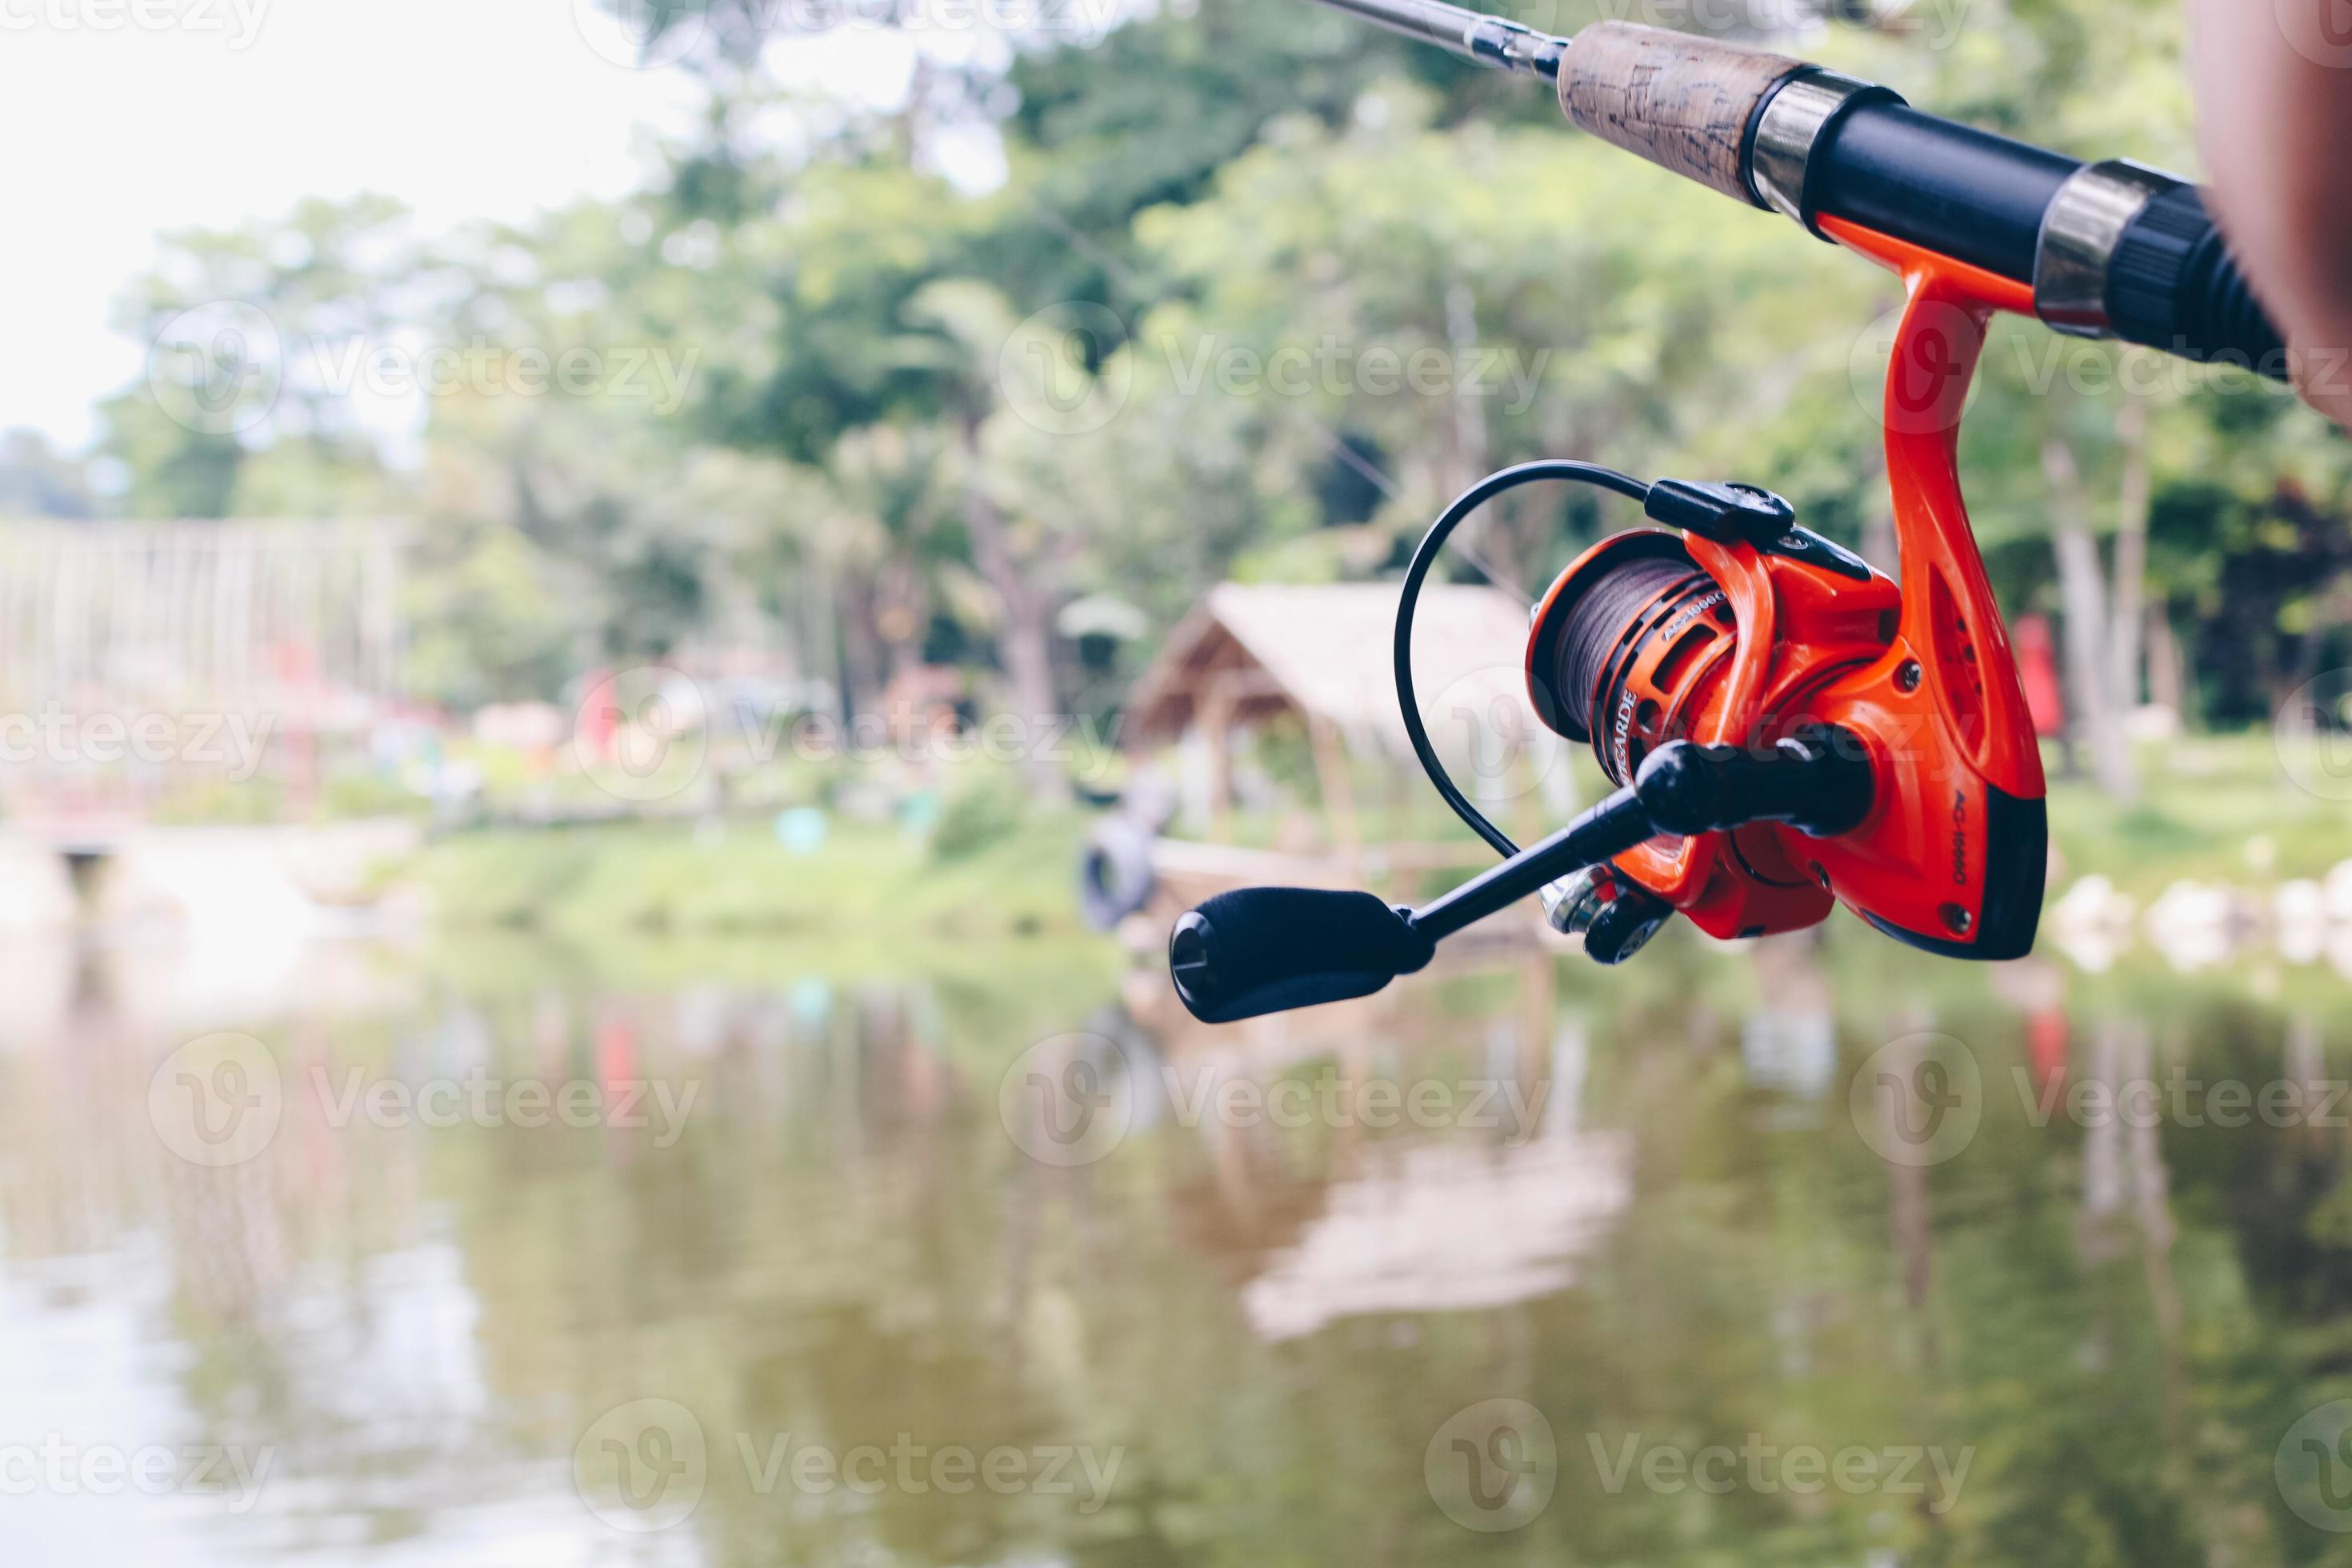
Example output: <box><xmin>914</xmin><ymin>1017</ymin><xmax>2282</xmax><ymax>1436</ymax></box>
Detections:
<box><xmin>1169</xmin><ymin>888</ymin><xmax>1434</xmax><ymax>1026</ymax></box>
<box><xmin>1168</xmin><ymin>737</ymin><xmax>1874</xmax><ymax>1024</ymax></box>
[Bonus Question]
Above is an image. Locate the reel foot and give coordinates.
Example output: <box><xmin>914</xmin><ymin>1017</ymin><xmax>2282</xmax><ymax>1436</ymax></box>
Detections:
<box><xmin>1542</xmin><ymin>866</ymin><xmax>1673</xmax><ymax>965</ymax></box>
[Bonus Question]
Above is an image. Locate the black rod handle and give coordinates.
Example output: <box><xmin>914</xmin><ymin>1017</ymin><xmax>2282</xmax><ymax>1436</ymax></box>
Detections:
<box><xmin>1809</xmin><ymin>106</ymin><xmax>2288</xmax><ymax>375</ymax></box>
<box><xmin>1544</xmin><ymin>22</ymin><xmax>2288</xmax><ymax>378</ymax></box>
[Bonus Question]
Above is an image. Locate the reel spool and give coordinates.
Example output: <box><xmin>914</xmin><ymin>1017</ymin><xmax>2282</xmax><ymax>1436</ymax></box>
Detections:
<box><xmin>1530</xmin><ymin>533</ymin><xmax>1737</xmax><ymax>787</ymax></box>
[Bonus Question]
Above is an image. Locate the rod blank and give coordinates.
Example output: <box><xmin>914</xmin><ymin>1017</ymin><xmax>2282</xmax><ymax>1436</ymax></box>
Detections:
<box><xmin>1306</xmin><ymin>0</ymin><xmax>1566</xmax><ymax>75</ymax></box>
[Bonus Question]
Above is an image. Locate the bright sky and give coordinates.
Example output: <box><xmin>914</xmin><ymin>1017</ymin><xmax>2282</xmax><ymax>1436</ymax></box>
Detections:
<box><xmin>0</xmin><ymin>0</ymin><xmax>1013</xmax><ymax>454</ymax></box>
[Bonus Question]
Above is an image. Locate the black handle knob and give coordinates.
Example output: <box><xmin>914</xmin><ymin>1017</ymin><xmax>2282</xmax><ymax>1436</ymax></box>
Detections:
<box><xmin>1633</xmin><ymin>727</ymin><xmax>1874</xmax><ymax>839</ymax></box>
<box><xmin>1169</xmin><ymin>887</ymin><xmax>1436</xmax><ymax>1025</ymax></box>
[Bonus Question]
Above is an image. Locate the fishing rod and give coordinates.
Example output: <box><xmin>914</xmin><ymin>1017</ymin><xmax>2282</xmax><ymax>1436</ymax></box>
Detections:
<box><xmin>1164</xmin><ymin>1</ymin><xmax>2276</xmax><ymax>1024</ymax></box>
<box><xmin>1309</xmin><ymin>0</ymin><xmax>2282</xmax><ymax>368</ymax></box>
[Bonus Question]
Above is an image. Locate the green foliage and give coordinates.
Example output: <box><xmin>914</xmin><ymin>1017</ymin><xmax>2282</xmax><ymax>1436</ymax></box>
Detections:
<box><xmin>85</xmin><ymin>0</ymin><xmax>2352</xmax><ymax>742</ymax></box>
<box><xmin>927</xmin><ymin>771</ymin><xmax>1030</xmax><ymax>863</ymax></box>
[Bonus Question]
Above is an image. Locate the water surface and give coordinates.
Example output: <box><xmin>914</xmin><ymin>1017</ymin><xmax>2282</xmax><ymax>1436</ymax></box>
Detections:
<box><xmin>4</xmin><ymin>926</ymin><xmax>2350</xmax><ymax>1564</ymax></box>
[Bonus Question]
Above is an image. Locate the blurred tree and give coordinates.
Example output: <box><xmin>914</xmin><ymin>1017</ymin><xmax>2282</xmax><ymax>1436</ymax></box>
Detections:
<box><xmin>100</xmin><ymin>194</ymin><xmax>416</xmax><ymax>518</ymax></box>
<box><xmin>0</xmin><ymin>428</ymin><xmax>99</xmax><ymax>519</ymax></box>
<box><xmin>80</xmin><ymin>0</ymin><xmax>2352</xmax><ymax>742</ymax></box>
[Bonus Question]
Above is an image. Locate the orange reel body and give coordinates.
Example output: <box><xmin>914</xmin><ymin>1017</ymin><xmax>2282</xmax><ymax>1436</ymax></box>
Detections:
<box><xmin>1523</xmin><ymin>223</ymin><xmax>2050</xmax><ymax>958</ymax></box>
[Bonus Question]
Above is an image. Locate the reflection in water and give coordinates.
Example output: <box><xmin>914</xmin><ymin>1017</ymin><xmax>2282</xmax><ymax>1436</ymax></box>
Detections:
<box><xmin>3</xmin><ymin>927</ymin><xmax>2352</xmax><ymax>1562</ymax></box>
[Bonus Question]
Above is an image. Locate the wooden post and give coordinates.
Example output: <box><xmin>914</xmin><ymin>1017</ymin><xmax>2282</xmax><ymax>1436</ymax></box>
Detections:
<box><xmin>1308</xmin><ymin>712</ymin><xmax>1362</xmax><ymax>870</ymax></box>
<box><xmin>1200</xmin><ymin>681</ymin><xmax>1234</xmax><ymax>843</ymax></box>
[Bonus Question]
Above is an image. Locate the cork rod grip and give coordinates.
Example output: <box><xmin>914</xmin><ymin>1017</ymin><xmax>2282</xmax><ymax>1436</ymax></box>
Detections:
<box><xmin>1558</xmin><ymin>22</ymin><xmax>1804</xmax><ymax>204</ymax></box>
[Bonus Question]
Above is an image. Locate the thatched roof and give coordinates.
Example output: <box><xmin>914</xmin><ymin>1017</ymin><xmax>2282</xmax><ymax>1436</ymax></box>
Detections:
<box><xmin>1124</xmin><ymin>582</ymin><xmax>1538</xmax><ymax>759</ymax></box>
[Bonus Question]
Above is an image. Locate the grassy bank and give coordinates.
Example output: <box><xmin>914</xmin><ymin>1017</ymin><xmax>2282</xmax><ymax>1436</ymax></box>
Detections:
<box><xmin>2044</xmin><ymin>730</ymin><xmax>2352</xmax><ymax>898</ymax></box>
<box><xmin>397</xmin><ymin>731</ymin><xmax>2346</xmax><ymax>950</ymax></box>
<box><xmin>409</xmin><ymin>806</ymin><xmax>1100</xmax><ymax>945</ymax></box>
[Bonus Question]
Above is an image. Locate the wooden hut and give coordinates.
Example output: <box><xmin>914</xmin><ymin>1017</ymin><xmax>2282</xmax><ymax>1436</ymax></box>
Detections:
<box><xmin>1121</xmin><ymin>582</ymin><xmax>1570</xmax><ymax>908</ymax></box>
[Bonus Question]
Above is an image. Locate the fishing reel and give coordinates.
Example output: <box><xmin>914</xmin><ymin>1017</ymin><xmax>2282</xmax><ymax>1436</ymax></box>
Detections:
<box><xmin>1170</xmin><ymin>238</ymin><xmax>2050</xmax><ymax>1023</ymax></box>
